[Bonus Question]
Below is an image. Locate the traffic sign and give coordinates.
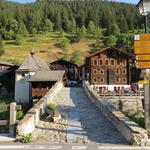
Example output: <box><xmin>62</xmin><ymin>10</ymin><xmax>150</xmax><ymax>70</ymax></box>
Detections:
<box><xmin>136</xmin><ymin>55</ymin><xmax>150</xmax><ymax>61</ymax></box>
<box><xmin>134</xmin><ymin>34</ymin><xmax>150</xmax><ymax>68</ymax></box>
<box><xmin>136</xmin><ymin>61</ymin><xmax>150</xmax><ymax>68</ymax></box>
<box><xmin>135</xmin><ymin>34</ymin><xmax>150</xmax><ymax>40</ymax></box>
<box><xmin>135</xmin><ymin>47</ymin><xmax>150</xmax><ymax>54</ymax></box>
<box><xmin>134</xmin><ymin>41</ymin><xmax>150</xmax><ymax>47</ymax></box>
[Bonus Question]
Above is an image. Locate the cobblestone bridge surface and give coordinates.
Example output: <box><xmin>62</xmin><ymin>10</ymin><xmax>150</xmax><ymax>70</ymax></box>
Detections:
<box><xmin>32</xmin><ymin>87</ymin><xmax>128</xmax><ymax>145</ymax></box>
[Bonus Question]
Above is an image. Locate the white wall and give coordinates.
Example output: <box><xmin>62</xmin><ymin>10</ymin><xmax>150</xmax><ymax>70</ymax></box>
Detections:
<box><xmin>15</xmin><ymin>72</ymin><xmax>35</xmax><ymax>103</ymax></box>
<box><xmin>91</xmin><ymin>84</ymin><xmax>131</xmax><ymax>92</ymax></box>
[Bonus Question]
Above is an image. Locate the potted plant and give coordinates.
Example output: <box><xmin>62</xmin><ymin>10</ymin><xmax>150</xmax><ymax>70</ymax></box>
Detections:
<box><xmin>45</xmin><ymin>103</ymin><xmax>56</xmax><ymax>116</ymax></box>
<box><xmin>45</xmin><ymin>103</ymin><xmax>61</xmax><ymax>122</ymax></box>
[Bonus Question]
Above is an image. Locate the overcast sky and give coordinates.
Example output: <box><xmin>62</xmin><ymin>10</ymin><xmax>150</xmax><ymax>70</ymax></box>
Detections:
<box><xmin>9</xmin><ymin>0</ymin><xmax>139</xmax><ymax>4</ymax></box>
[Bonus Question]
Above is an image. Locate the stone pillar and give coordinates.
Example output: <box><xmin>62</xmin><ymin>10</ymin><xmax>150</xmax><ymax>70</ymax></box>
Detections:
<box><xmin>9</xmin><ymin>102</ymin><xmax>16</xmax><ymax>136</ymax></box>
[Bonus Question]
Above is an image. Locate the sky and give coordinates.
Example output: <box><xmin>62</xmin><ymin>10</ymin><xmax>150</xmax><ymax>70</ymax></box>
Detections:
<box><xmin>9</xmin><ymin>0</ymin><xmax>139</xmax><ymax>4</ymax></box>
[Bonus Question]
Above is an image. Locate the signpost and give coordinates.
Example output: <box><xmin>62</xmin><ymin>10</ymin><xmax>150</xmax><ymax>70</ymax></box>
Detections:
<box><xmin>134</xmin><ymin>34</ymin><xmax>150</xmax><ymax>135</ymax></box>
<box><xmin>134</xmin><ymin>34</ymin><xmax>150</xmax><ymax>68</ymax></box>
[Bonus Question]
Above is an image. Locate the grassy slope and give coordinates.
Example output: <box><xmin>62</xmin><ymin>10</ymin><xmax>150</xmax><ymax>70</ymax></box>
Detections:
<box><xmin>0</xmin><ymin>32</ymin><xmax>95</xmax><ymax>65</ymax></box>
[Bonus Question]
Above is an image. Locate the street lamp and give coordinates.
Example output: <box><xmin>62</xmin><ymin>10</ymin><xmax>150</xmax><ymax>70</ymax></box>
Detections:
<box><xmin>137</xmin><ymin>0</ymin><xmax>150</xmax><ymax>135</ymax></box>
<box><xmin>137</xmin><ymin>0</ymin><xmax>150</xmax><ymax>33</ymax></box>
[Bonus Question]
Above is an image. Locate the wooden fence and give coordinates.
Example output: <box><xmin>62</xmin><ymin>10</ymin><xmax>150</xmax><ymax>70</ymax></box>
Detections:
<box><xmin>0</xmin><ymin>102</ymin><xmax>21</xmax><ymax>136</ymax></box>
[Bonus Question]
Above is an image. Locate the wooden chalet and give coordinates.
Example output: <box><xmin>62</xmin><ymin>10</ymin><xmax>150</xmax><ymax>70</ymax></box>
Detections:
<box><xmin>0</xmin><ymin>61</ymin><xmax>18</xmax><ymax>98</ymax></box>
<box><xmin>50</xmin><ymin>59</ymin><xmax>80</xmax><ymax>81</ymax></box>
<box><xmin>29</xmin><ymin>70</ymin><xmax>66</xmax><ymax>101</ymax></box>
<box><xmin>85</xmin><ymin>47</ymin><xmax>132</xmax><ymax>85</ymax></box>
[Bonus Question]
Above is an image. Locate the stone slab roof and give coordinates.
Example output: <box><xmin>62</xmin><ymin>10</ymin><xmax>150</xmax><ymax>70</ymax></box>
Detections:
<box><xmin>18</xmin><ymin>53</ymin><xmax>50</xmax><ymax>72</ymax></box>
<box><xmin>0</xmin><ymin>61</ymin><xmax>15</xmax><ymax>66</ymax></box>
<box><xmin>29</xmin><ymin>70</ymin><xmax>65</xmax><ymax>82</ymax></box>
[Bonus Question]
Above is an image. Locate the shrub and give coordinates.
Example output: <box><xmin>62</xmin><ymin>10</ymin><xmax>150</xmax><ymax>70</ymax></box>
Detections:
<box><xmin>48</xmin><ymin>103</ymin><xmax>56</xmax><ymax>110</ymax></box>
<box><xmin>22</xmin><ymin>133</ymin><xmax>32</xmax><ymax>143</ymax></box>
<box><xmin>16</xmin><ymin>111</ymin><xmax>23</xmax><ymax>120</ymax></box>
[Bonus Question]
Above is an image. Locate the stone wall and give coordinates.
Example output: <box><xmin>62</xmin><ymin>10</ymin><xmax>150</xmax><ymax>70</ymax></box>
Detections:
<box><xmin>16</xmin><ymin>81</ymin><xmax>63</xmax><ymax>138</ymax></box>
<box><xmin>105</xmin><ymin>96</ymin><xmax>144</xmax><ymax>116</ymax></box>
<box><xmin>83</xmin><ymin>81</ymin><xmax>148</xmax><ymax>146</ymax></box>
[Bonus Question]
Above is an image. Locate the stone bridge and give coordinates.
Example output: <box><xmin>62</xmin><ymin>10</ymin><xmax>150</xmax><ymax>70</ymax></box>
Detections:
<box><xmin>17</xmin><ymin>81</ymin><xmax>148</xmax><ymax>146</ymax></box>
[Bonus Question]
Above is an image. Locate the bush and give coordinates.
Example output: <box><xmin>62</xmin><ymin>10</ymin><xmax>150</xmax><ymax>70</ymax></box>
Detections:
<box><xmin>22</xmin><ymin>133</ymin><xmax>32</xmax><ymax>143</ymax></box>
<box><xmin>47</xmin><ymin>103</ymin><xmax>56</xmax><ymax>110</ymax></box>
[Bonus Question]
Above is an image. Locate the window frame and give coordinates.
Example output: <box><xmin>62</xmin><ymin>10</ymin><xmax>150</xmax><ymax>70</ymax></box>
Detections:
<box><xmin>93</xmin><ymin>69</ymin><xmax>98</xmax><ymax>75</ymax></box>
<box><xmin>115</xmin><ymin>69</ymin><xmax>120</xmax><ymax>75</ymax></box>
<box><xmin>99</xmin><ymin>59</ymin><xmax>103</xmax><ymax>66</ymax></box>
<box><xmin>115</xmin><ymin>78</ymin><xmax>121</xmax><ymax>83</ymax></box>
<box><xmin>110</xmin><ymin>59</ymin><xmax>115</xmax><ymax>66</ymax></box>
<box><xmin>105</xmin><ymin>59</ymin><xmax>109</xmax><ymax>66</ymax></box>
<box><xmin>122</xmin><ymin>78</ymin><xmax>127</xmax><ymax>83</ymax></box>
<box><xmin>92</xmin><ymin>59</ymin><xmax>98</xmax><ymax>66</ymax></box>
<box><xmin>122</xmin><ymin>69</ymin><xmax>126</xmax><ymax>74</ymax></box>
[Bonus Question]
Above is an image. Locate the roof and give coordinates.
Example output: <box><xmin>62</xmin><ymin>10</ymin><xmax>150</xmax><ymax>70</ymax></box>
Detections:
<box><xmin>18</xmin><ymin>53</ymin><xmax>50</xmax><ymax>72</ymax></box>
<box><xmin>29</xmin><ymin>70</ymin><xmax>65</xmax><ymax>82</ymax></box>
<box><xmin>51</xmin><ymin>59</ymin><xmax>78</xmax><ymax>67</ymax></box>
<box><xmin>86</xmin><ymin>47</ymin><xmax>132</xmax><ymax>58</ymax></box>
<box><xmin>0</xmin><ymin>70</ymin><xmax>14</xmax><ymax>77</ymax></box>
<box><xmin>0</xmin><ymin>61</ymin><xmax>15</xmax><ymax>66</ymax></box>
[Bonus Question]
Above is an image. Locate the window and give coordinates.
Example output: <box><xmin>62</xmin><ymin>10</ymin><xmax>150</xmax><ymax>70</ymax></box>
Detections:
<box><xmin>105</xmin><ymin>59</ymin><xmax>109</xmax><ymax>66</ymax></box>
<box><xmin>92</xmin><ymin>59</ymin><xmax>98</xmax><ymax>66</ymax></box>
<box><xmin>22</xmin><ymin>73</ymin><xmax>25</xmax><ymax>77</ymax></box>
<box><xmin>122</xmin><ymin>69</ymin><xmax>126</xmax><ymax>74</ymax></box>
<box><xmin>116</xmin><ymin>78</ymin><xmax>120</xmax><ymax>83</ymax></box>
<box><xmin>99</xmin><ymin>59</ymin><xmax>103</xmax><ymax>66</ymax></box>
<box><xmin>99</xmin><ymin>69</ymin><xmax>104</xmax><ymax>75</ymax></box>
<box><xmin>110</xmin><ymin>59</ymin><xmax>115</xmax><ymax>66</ymax></box>
<box><xmin>116</xmin><ymin>60</ymin><xmax>121</xmax><ymax>66</ymax></box>
<box><xmin>122</xmin><ymin>60</ymin><xmax>127</xmax><ymax>66</ymax></box>
<box><xmin>93</xmin><ymin>78</ymin><xmax>97</xmax><ymax>83</ymax></box>
<box><xmin>115</xmin><ymin>69</ymin><xmax>120</xmax><ymax>75</ymax></box>
<box><xmin>100</xmin><ymin>78</ymin><xmax>104</xmax><ymax>83</ymax></box>
<box><xmin>93</xmin><ymin>69</ymin><xmax>98</xmax><ymax>75</ymax></box>
<box><xmin>122</xmin><ymin>78</ymin><xmax>127</xmax><ymax>83</ymax></box>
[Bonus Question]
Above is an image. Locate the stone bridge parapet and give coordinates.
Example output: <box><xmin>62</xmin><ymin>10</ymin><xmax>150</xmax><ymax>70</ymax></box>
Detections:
<box><xmin>83</xmin><ymin>81</ymin><xmax>148</xmax><ymax>146</ymax></box>
<box><xmin>16</xmin><ymin>81</ymin><xmax>63</xmax><ymax>139</ymax></box>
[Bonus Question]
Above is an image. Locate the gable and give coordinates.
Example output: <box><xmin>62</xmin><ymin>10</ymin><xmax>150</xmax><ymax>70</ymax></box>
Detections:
<box><xmin>87</xmin><ymin>47</ymin><xmax>132</xmax><ymax>60</ymax></box>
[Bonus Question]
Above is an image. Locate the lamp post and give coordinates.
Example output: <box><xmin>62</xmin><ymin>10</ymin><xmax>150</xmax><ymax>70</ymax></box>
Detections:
<box><xmin>137</xmin><ymin>0</ymin><xmax>150</xmax><ymax>135</ymax></box>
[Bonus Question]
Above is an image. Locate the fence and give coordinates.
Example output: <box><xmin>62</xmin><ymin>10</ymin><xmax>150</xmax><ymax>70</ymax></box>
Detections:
<box><xmin>0</xmin><ymin>102</ymin><xmax>21</xmax><ymax>136</ymax></box>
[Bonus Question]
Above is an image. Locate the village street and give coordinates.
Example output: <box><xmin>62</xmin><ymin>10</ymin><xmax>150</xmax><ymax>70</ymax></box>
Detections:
<box><xmin>32</xmin><ymin>87</ymin><xmax>128</xmax><ymax>145</ymax></box>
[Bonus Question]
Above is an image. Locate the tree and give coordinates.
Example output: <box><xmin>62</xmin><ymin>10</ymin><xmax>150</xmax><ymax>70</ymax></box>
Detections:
<box><xmin>95</xmin><ymin>39</ymin><xmax>104</xmax><ymax>48</ymax></box>
<box><xmin>0</xmin><ymin>40</ymin><xmax>4</xmax><ymax>56</ymax></box>
<box><xmin>87</xmin><ymin>21</ymin><xmax>95</xmax><ymax>36</ymax></box>
<box><xmin>55</xmin><ymin>13</ymin><xmax>62</xmax><ymax>31</ymax></box>
<box><xmin>106</xmin><ymin>24</ymin><xmax>120</xmax><ymax>36</ymax></box>
<box><xmin>81</xmin><ymin>25</ymin><xmax>87</xmax><ymax>37</ymax></box>
<box><xmin>17</xmin><ymin>21</ymin><xmax>28</xmax><ymax>36</ymax></box>
<box><xmin>15</xmin><ymin>34</ymin><xmax>24</xmax><ymax>45</ymax></box>
<box><xmin>71</xmin><ymin>49</ymin><xmax>82</xmax><ymax>65</ymax></box>
<box><xmin>43</xmin><ymin>19</ymin><xmax>53</xmax><ymax>32</ymax></box>
<box><xmin>60</xmin><ymin>36</ymin><xmax>70</xmax><ymax>49</ymax></box>
<box><xmin>31</xmin><ymin>28</ymin><xmax>37</xmax><ymax>37</ymax></box>
<box><xmin>104</xmin><ymin>35</ymin><xmax>117</xmax><ymax>47</ymax></box>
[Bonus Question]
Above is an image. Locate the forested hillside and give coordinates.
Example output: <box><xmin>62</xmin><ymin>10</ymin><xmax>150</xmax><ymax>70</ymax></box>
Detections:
<box><xmin>0</xmin><ymin>0</ymin><xmax>144</xmax><ymax>36</ymax></box>
<box><xmin>0</xmin><ymin>0</ymin><xmax>148</xmax><ymax>65</ymax></box>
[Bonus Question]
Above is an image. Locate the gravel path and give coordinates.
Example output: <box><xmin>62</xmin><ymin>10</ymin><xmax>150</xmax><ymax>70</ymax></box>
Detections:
<box><xmin>32</xmin><ymin>87</ymin><xmax>128</xmax><ymax>145</ymax></box>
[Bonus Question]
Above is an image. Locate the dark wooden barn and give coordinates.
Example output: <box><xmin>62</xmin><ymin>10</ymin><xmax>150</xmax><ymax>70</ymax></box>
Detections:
<box><xmin>0</xmin><ymin>61</ymin><xmax>18</xmax><ymax>98</ymax></box>
<box><xmin>29</xmin><ymin>70</ymin><xmax>66</xmax><ymax>102</ymax></box>
<box><xmin>85</xmin><ymin>47</ymin><xmax>132</xmax><ymax>85</ymax></box>
<box><xmin>50</xmin><ymin>59</ymin><xmax>80</xmax><ymax>81</ymax></box>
